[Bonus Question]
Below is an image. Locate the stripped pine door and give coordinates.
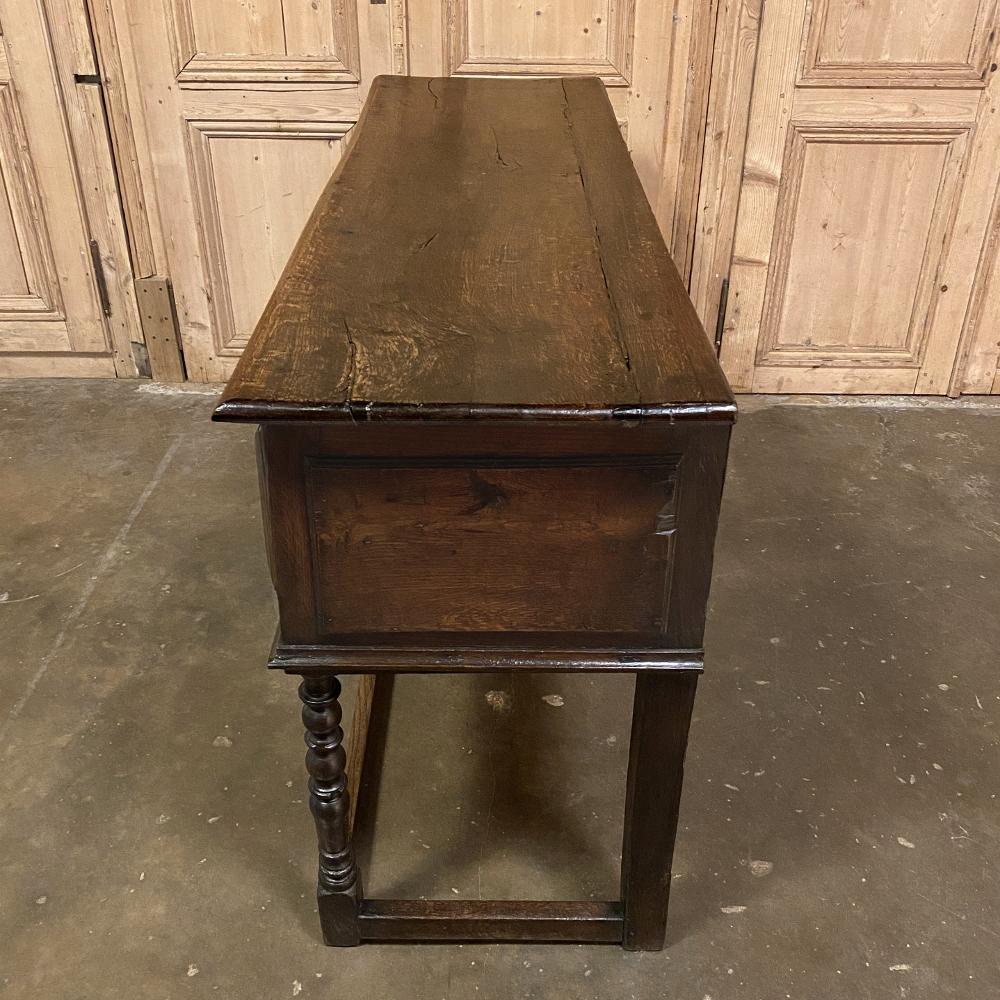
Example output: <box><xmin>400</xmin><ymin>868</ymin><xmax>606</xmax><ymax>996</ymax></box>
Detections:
<box><xmin>405</xmin><ymin>0</ymin><xmax>716</xmax><ymax>269</ymax></box>
<box><xmin>719</xmin><ymin>0</ymin><xmax>1000</xmax><ymax>393</ymax></box>
<box><xmin>0</xmin><ymin>0</ymin><xmax>137</xmax><ymax>377</ymax></box>
<box><xmin>112</xmin><ymin>0</ymin><xmax>398</xmax><ymax>381</ymax></box>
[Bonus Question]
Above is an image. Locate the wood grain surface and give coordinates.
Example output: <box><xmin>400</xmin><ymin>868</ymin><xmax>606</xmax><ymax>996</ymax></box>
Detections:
<box><xmin>307</xmin><ymin>458</ymin><xmax>677</xmax><ymax>635</ymax></box>
<box><xmin>214</xmin><ymin>75</ymin><xmax>733</xmax><ymax>422</ymax></box>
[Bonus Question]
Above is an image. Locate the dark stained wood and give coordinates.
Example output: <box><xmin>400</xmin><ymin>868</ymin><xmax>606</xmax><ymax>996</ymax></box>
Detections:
<box><xmin>663</xmin><ymin>423</ymin><xmax>733</xmax><ymax>648</ymax></box>
<box><xmin>560</xmin><ymin>78</ymin><xmax>731</xmax><ymax>414</ymax></box>
<box><xmin>621</xmin><ymin>672</ymin><xmax>699</xmax><ymax>952</ymax></box>
<box><xmin>357</xmin><ymin>899</ymin><xmax>624</xmax><ymax>943</ymax></box>
<box><xmin>256</xmin><ymin>420</ymin><xmax>728</xmax><ymax>649</ymax></box>
<box><xmin>308</xmin><ymin>458</ymin><xmax>677</xmax><ymax>635</ymax></box>
<box><xmin>213</xmin><ymin>76</ymin><xmax>733</xmax><ymax>425</ymax></box>
<box><xmin>299</xmin><ymin>675</ymin><xmax>360</xmax><ymax>946</ymax></box>
<box><xmin>216</xmin><ymin>76</ymin><xmax>735</xmax><ymax>951</ymax></box>
<box><xmin>256</xmin><ymin>427</ymin><xmax>315</xmax><ymax>638</ymax></box>
<box><xmin>271</xmin><ymin>637</ymin><xmax>704</xmax><ymax>674</ymax></box>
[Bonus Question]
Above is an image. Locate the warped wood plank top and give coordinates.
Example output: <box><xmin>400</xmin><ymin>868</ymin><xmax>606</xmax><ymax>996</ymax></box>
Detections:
<box><xmin>214</xmin><ymin>75</ymin><xmax>734</xmax><ymax>423</ymax></box>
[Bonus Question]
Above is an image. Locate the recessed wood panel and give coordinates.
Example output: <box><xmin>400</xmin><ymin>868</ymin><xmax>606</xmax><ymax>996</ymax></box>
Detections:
<box><xmin>759</xmin><ymin>128</ymin><xmax>968</xmax><ymax>364</ymax></box>
<box><xmin>307</xmin><ymin>459</ymin><xmax>678</xmax><ymax>635</ymax></box>
<box><xmin>803</xmin><ymin>0</ymin><xmax>997</xmax><ymax>86</ymax></box>
<box><xmin>185</xmin><ymin>0</ymin><xmax>341</xmax><ymax>57</ymax></box>
<box><xmin>716</xmin><ymin>0</ymin><xmax>1000</xmax><ymax>393</ymax></box>
<box><xmin>170</xmin><ymin>0</ymin><xmax>360</xmax><ymax>82</ymax></box>
<box><xmin>468</xmin><ymin>0</ymin><xmax>611</xmax><ymax>63</ymax></box>
<box><xmin>185</xmin><ymin>123</ymin><xmax>346</xmax><ymax>353</ymax></box>
<box><xmin>0</xmin><ymin>83</ymin><xmax>61</xmax><ymax>318</ymax></box>
<box><xmin>187</xmin><ymin>0</ymin><xmax>284</xmax><ymax>56</ymax></box>
<box><xmin>0</xmin><ymin>170</ymin><xmax>29</xmax><ymax>297</ymax></box>
<box><xmin>448</xmin><ymin>0</ymin><xmax>633</xmax><ymax>84</ymax></box>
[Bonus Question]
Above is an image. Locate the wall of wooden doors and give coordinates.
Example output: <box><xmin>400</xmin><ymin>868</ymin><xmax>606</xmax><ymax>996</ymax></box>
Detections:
<box><xmin>3</xmin><ymin>0</ymin><xmax>1000</xmax><ymax>393</ymax></box>
<box><xmin>692</xmin><ymin>0</ymin><xmax>1000</xmax><ymax>395</ymax></box>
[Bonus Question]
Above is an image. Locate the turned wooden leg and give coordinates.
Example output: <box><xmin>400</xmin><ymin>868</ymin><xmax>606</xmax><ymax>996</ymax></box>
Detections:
<box><xmin>620</xmin><ymin>672</ymin><xmax>698</xmax><ymax>951</ymax></box>
<box><xmin>299</xmin><ymin>674</ymin><xmax>360</xmax><ymax>946</ymax></box>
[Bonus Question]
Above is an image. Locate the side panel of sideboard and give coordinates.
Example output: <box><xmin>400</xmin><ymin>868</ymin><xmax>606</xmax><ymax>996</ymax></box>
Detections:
<box><xmin>256</xmin><ymin>420</ymin><xmax>730</xmax><ymax>657</ymax></box>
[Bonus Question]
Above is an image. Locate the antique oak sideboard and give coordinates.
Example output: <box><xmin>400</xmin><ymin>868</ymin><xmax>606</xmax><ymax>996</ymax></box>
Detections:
<box><xmin>214</xmin><ymin>75</ymin><xmax>735</xmax><ymax>950</ymax></box>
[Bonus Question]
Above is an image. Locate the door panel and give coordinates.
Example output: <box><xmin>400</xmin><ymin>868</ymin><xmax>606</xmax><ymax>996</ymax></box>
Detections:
<box><xmin>762</xmin><ymin>130</ymin><xmax>966</xmax><ymax>361</ymax></box>
<box><xmin>448</xmin><ymin>0</ymin><xmax>632</xmax><ymax>81</ymax></box>
<box><xmin>802</xmin><ymin>0</ymin><xmax>995</xmax><ymax>85</ymax></box>
<box><xmin>186</xmin><ymin>123</ymin><xmax>346</xmax><ymax>361</ymax></box>
<box><xmin>174</xmin><ymin>0</ymin><xmax>360</xmax><ymax>79</ymax></box>
<box><xmin>0</xmin><ymin>7</ymin><xmax>115</xmax><ymax>375</ymax></box>
<box><xmin>115</xmin><ymin>0</ymin><xmax>380</xmax><ymax>380</ymax></box>
<box><xmin>0</xmin><ymin>175</ymin><xmax>30</xmax><ymax>298</ymax></box>
<box><xmin>721</xmin><ymin>0</ymin><xmax>1000</xmax><ymax>393</ymax></box>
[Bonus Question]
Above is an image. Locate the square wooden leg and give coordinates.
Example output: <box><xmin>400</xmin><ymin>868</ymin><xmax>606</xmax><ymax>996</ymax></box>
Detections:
<box><xmin>620</xmin><ymin>671</ymin><xmax>698</xmax><ymax>951</ymax></box>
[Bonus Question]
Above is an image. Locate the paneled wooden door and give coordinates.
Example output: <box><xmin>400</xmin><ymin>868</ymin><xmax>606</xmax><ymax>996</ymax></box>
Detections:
<box><xmin>115</xmin><ymin>0</ymin><xmax>715</xmax><ymax>381</ymax></box>
<box><xmin>720</xmin><ymin>0</ymin><xmax>1000</xmax><ymax>393</ymax></box>
<box><xmin>0</xmin><ymin>0</ymin><xmax>139</xmax><ymax>377</ymax></box>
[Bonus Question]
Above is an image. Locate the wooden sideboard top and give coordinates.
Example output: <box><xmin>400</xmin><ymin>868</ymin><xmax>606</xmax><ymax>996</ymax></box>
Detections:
<box><xmin>214</xmin><ymin>75</ymin><xmax>734</xmax><ymax>424</ymax></box>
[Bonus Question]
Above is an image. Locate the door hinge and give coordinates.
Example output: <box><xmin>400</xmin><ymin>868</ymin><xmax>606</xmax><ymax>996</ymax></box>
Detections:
<box><xmin>713</xmin><ymin>276</ymin><xmax>730</xmax><ymax>358</ymax></box>
<box><xmin>88</xmin><ymin>239</ymin><xmax>113</xmax><ymax>317</ymax></box>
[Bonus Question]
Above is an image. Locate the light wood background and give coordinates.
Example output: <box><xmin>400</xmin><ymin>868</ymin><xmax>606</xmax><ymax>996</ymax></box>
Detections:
<box><xmin>1</xmin><ymin>0</ymin><xmax>999</xmax><ymax>393</ymax></box>
<box><xmin>702</xmin><ymin>0</ymin><xmax>1000</xmax><ymax>394</ymax></box>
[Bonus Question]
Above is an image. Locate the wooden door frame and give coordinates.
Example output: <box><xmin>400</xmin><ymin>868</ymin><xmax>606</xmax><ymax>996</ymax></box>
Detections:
<box><xmin>690</xmin><ymin>0</ymin><xmax>764</xmax><ymax>344</ymax></box>
<box><xmin>655</xmin><ymin>0</ymin><xmax>725</xmax><ymax>283</ymax></box>
<box><xmin>85</xmin><ymin>0</ymin><xmax>188</xmax><ymax>379</ymax></box>
<box><xmin>85</xmin><ymin>0</ymin><xmax>165</xmax><ymax>286</ymax></box>
<box><xmin>3</xmin><ymin>0</ymin><xmax>148</xmax><ymax>376</ymax></box>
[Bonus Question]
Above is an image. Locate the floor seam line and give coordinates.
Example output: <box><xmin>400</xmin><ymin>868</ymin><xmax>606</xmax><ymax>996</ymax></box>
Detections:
<box><xmin>0</xmin><ymin>434</ymin><xmax>185</xmax><ymax>746</ymax></box>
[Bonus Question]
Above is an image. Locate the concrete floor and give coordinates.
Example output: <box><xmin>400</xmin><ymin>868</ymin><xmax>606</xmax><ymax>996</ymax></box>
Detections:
<box><xmin>1</xmin><ymin>380</ymin><xmax>998</xmax><ymax>1000</ymax></box>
